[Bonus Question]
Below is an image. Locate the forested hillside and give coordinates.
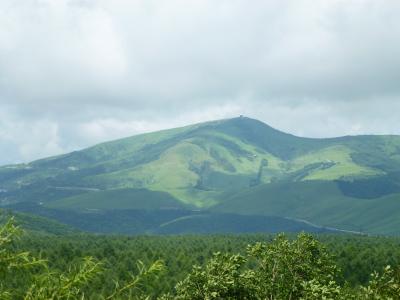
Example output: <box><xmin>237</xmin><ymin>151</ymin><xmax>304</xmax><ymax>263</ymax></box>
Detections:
<box><xmin>0</xmin><ymin>209</ymin><xmax>78</xmax><ymax>235</ymax></box>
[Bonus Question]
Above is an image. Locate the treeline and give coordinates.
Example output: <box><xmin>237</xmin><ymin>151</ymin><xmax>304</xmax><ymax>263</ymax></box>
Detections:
<box><xmin>3</xmin><ymin>219</ymin><xmax>400</xmax><ymax>299</ymax></box>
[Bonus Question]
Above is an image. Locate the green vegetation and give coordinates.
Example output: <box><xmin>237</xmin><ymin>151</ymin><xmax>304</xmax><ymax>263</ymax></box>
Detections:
<box><xmin>0</xmin><ymin>218</ymin><xmax>164</xmax><ymax>299</ymax></box>
<box><xmin>46</xmin><ymin>188</ymin><xmax>186</xmax><ymax>210</ymax></box>
<box><xmin>3</xmin><ymin>219</ymin><xmax>400</xmax><ymax>299</ymax></box>
<box><xmin>153</xmin><ymin>213</ymin><xmax>329</xmax><ymax>234</ymax></box>
<box><xmin>1</xmin><ymin>117</ymin><xmax>400</xmax><ymax>235</ymax></box>
<box><xmin>3</xmin><ymin>207</ymin><xmax>329</xmax><ymax>235</ymax></box>
<box><xmin>215</xmin><ymin>180</ymin><xmax>400</xmax><ymax>235</ymax></box>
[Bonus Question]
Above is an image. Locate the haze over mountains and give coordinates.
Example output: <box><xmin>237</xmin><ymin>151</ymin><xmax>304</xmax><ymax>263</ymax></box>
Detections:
<box><xmin>1</xmin><ymin>117</ymin><xmax>400</xmax><ymax>235</ymax></box>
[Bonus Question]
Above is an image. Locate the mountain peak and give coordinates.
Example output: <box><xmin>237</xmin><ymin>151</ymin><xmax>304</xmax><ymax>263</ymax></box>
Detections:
<box><xmin>199</xmin><ymin>116</ymin><xmax>313</xmax><ymax>160</ymax></box>
<box><xmin>2</xmin><ymin>115</ymin><xmax>400</xmax><ymax>235</ymax></box>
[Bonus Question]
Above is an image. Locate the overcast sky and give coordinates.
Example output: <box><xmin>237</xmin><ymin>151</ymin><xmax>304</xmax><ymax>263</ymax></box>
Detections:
<box><xmin>1</xmin><ymin>0</ymin><xmax>400</xmax><ymax>165</ymax></box>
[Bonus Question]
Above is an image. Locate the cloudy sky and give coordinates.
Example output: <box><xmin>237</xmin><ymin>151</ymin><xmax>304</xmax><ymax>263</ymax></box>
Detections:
<box><xmin>1</xmin><ymin>0</ymin><xmax>400</xmax><ymax>165</ymax></box>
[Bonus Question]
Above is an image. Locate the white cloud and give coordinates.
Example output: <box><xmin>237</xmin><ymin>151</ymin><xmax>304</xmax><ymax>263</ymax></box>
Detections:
<box><xmin>0</xmin><ymin>110</ymin><xmax>64</xmax><ymax>163</ymax></box>
<box><xmin>0</xmin><ymin>0</ymin><xmax>400</xmax><ymax>164</ymax></box>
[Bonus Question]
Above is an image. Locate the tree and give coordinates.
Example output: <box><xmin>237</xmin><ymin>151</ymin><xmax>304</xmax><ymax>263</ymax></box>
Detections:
<box><xmin>172</xmin><ymin>233</ymin><xmax>400</xmax><ymax>300</ymax></box>
<box><xmin>174</xmin><ymin>233</ymin><xmax>341</xmax><ymax>299</ymax></box>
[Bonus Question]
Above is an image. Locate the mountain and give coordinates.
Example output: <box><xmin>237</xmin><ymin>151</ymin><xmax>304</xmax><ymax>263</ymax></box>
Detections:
<box><xmin>1</xmin><ymin>116</ymin><xmax>400</xmax><ymax>235</ymax></box>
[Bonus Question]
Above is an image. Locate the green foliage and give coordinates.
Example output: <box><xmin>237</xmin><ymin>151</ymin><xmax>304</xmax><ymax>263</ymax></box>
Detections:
<box><xmin>105</xmin><ymin>260</ymin><xmax>165</xmax><ymax>300</ymax></box>
<box><xmin>8</xmin><ymin>229</ymin><xmax>400</xmax><ymax>297</ymax></box>
<box><xmin>360</xmin><ymin>265</ymin><xmax>400</xmax><ymax>299</ymax></box>
<box><xmin>0</xmin><ymin>218</ymin><xmax>165</xmax><ymax>299</ymax></box>
<box><xmin>173</xmin><ymin>233</ymin><xmax>400</xmax><ymax>299</ymax></box>
<box><xmin>175</xmin><ymin>253</ymin><xmax>250</xmax><ymax>299</ymax></box>
<box><xmin>23</xmin><ymin>257</ymin><xmax>102</xmax><ymax>300</ymax></box>
<box><xmin>174</xmin><ymin>233</ymin><xmax>341</xmax><ymax>299</ymax></box>
<box><xmin>300</xmin><ymin>280</ymin><xmax>341</xmax><ymax>300</ymax></box>
<box><xmin>0</xmin><ymin>218</ymin><xmax>47</xmax><ymax>299</ymax></box>
<box><xmin>246</xmin><ymin>233</ymin><xmax>339</xmax><ymax>299</ymax></box>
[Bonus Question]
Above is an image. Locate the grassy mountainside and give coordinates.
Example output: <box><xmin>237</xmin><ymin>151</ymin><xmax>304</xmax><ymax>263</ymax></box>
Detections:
<box><xmin>1</xmin><ymin>117</ymin><xmax>400</xmax><ymax>234</ymax></box>
<box><xmin>214</xmin><ymin>180</ymin><xmax>400</xmax><ymax>235</ymax></box>
<box><xmin>46</xmin><ymin>188</ymin><xmax>187</xmax><ymax>210</ymax></box>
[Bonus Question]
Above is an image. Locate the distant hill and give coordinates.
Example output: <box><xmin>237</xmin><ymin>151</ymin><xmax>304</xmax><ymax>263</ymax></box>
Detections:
<box><xmin>4</xmin><ymin>203</ymin><xmax>332</xmax><ymax>235</ymax></box>
<box><xmin>1</xmin><ymin>117</ymin><xmax>400</xmax><ymax>235</ymax></box>
<box><xmin>0</xmin><ymin>209</ymin><xmax>79</xmax><ymax>235</ymax></box>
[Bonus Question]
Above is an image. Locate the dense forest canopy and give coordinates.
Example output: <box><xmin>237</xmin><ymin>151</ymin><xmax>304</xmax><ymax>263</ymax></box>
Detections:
<box><xmin>1</xmin><ymin>218</ymin><xmax>400</xmax><ymax>299</ymax></box>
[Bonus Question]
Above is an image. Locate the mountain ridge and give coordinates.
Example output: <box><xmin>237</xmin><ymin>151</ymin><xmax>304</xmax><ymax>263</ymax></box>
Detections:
<box><xmin>3</xmin><ymin>116</ymin><xmax>400</xmax><ymax>167</ymax></box>
<box><xmin>1</xmin><ymin>116</ymin><xmax>400</xmax><ymax>235</ymax></box>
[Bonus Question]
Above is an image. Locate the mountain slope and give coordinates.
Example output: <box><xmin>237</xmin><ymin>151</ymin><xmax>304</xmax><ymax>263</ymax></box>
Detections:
<box><xmin>1</xmin><ymin>117</ymin><xmax>400</xmax><ymax>235</ymax></box>
<box><xmin>214</xmin><ymin>180</ymin><xmax>400</xmax><ymax>235</ymax></box>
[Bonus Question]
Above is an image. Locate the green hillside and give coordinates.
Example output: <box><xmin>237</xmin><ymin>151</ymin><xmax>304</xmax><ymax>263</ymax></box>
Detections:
<box><xmin>1</xmin><ymin>116</ymin><xmax>400</xmax><ymax>235</ymax></box>
<box><xmin>152</xmin><ymin>213</ymin><xmax>331</xmax><ymax>234</ymax></box>
<box><xmin>46</xmin><ymin>188</ymin><xmax>187</xmax><ymax>210</ymax></box>
<box><xmin>214</xmin><ymin>180</ymin><xmax>400</xmax><ymax>235</ymax></box>
<box><xmin>0</xmin><ymin>209</ymin><xmax>79</xmax><ymax>235</ymax></box>
<box><xmin>7</xmin><ymin>203</ymin><xmax>328</xmax><ymax>235</ymax></box>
